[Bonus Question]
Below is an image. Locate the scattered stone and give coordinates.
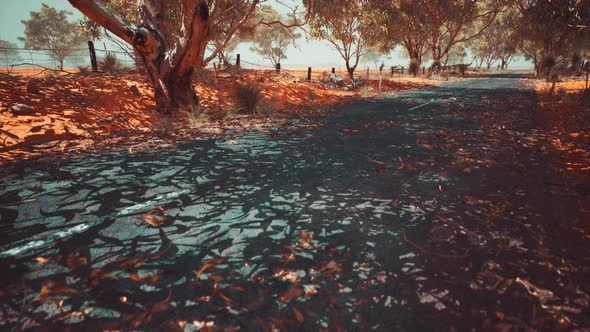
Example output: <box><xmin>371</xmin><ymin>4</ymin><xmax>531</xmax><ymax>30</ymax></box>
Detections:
<box><xmin>129</xmin><ymin>85</ymin><xmax>141</xmax><ymax>96</ymax></box>
<box><xmin>10</xmin><ymin>104</ymin><xmax>36</xmax><ymax>116</ymax></box>
<box><xmin>26</xmin><ymin>80</ymin><xmax>41</xmax><ymax>95</ymax></box>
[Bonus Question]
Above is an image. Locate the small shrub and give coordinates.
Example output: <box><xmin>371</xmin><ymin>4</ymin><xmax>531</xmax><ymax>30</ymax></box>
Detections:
<box><xmin>77</xmin><ymin>66</ymin><xmax>91</xmax><ymax>76</ymax></box>
<box><xmin>100</xmin><ymin>52</ymin><xmax>121</xmax><ymax>73</ymax></box>
<box><xmin>235</xmin><ymin>82</ymin><xmax>262</xmax><ymax>114</ymax></box>
<box><xmin>186</xmin><ymin>109</ymin><xmax>208</xmax><ymax>127</ymax></box>
<box><xmin>154</xmin><ymin>117</ymin><xmax>174</xmax><ymax>132</ymax></box>
<box><xmin>209</xmin><ymin>108</ymin><xmax>231</xmax><ymax>122</ymax></box>
<box><xmin>359</xmin><ymin>86</ymin><xmax>372</xmax><ymax>97</ymax></box>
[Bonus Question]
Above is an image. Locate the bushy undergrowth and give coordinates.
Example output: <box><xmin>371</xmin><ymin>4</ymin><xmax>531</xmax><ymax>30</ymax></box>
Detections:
<box><xmin>100</xmin><ymin>52</ymin><xmax>127</xmax><ymax>74</ymax></box>
<box><xmin>77</xmin><ymin>66</ymin><xmax>92</xmax><ymax>76</ymax></box>
<box><xmin>235</xmin><ymin>83</ymin><xmax>262</xmax><ymax>114</ymax></box>
<box><xmin>186</xmin><ymin>109</ymin><xmax>208</xmax><ymax>127</ymax></box>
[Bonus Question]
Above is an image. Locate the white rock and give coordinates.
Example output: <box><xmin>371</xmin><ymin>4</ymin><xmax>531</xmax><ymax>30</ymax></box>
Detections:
<box><xmin>10</xmin><ymin>104</ymin><xmax>35</xmax><ymax>115</ymax></box>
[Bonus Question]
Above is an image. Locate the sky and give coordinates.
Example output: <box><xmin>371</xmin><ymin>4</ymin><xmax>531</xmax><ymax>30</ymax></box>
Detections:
<box><xmin>0</xmin><ymin>1</ymin><xmax>531</xmax><ymax>69</ymax></box>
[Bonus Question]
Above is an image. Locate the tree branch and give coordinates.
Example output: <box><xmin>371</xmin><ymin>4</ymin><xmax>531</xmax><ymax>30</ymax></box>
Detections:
<box><xmin>68</xmin><ymin>0</ymin><xmax>136</xmax><ymax>45</ymax></box>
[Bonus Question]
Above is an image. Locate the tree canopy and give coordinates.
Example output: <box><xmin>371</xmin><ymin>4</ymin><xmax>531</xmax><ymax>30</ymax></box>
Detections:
<box><xmin>248</xmin><ymin>6</ymin><xmax>301</xmax><ymax>66</ymax></box>
<box><xmin>20</xmin><ymin>4</ymin><xmax>86</xmax><ymax>70</ymax></box>
<box><xmin>68</xmin><ymin>0</ymin><xmax>303</xmax><ymax>113</ymax></box>
<box><xmin>0</xmin><ymin>40</ymin><xmax>20</xmax><ymax>70</ymax></box>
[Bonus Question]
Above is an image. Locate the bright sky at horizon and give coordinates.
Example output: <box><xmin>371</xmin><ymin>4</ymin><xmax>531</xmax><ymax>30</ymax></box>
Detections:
<box><xmin>0</xmin><ymin>1</ymin><xmax>533</xmax><ymax>69</ymax></box>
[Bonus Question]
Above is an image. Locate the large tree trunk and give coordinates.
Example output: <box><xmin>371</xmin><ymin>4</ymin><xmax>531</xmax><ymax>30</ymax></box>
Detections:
<box><xmin>147</xmin><ymin>69</ymin><xmax>199</xmax><ymax>113</ymax></box>
<box><xmin>68</xmin><ymin>0</ymin><xmax>210</xmax><ymax>114</ymax></box>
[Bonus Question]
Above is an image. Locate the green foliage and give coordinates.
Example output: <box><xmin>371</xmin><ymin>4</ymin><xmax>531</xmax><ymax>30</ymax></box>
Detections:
<box><xmin>235</xmin><ymin>83</ymin><xmax>262</xmax><ymax>114</ymax></box>
<box><xmin>362</xmin><ymin>47</ymin><xmax>391</xmax><ymax>69</ymax></box>
<box><xmin>19</xmin><ymin>4</ymin><xmax>85</xmax><ymax>69</ymax></box>
<box><xmin>248</xmin><ymin>6</ymin><xmax>301</xmax><ymax>66</ymax></box>
<box><xmin>0</xmin><ymin>40</ymin><xmax>20</xmax><ymax>69</ymax></box>
<box><xmin>395</xmin><ymin>0</ymin><xmax>506</xmax><ymax>66</ymax></box>
<box><xmin>304</xmin><ymin>0</ymin><xmax>392</xmax><ymax>80</ymax></box>
<box><xmin>515</xmin><ymin>0</ymin><xmax>590</xmax><ymax>77</ymax></box>
<box><xmin>86</xmin><ymin>0</ymin><xmax>270</xmax><ymax>67</ymax></box>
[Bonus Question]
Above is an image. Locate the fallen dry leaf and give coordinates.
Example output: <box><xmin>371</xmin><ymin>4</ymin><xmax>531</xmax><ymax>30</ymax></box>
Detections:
<box><xmin>292</xmin><ymin>307</ymin><xmax>305</xmax><ymax>323</ymax></box>
<box><xmin>36</xmin><ymin>282</ymin><xmax>79</xmax><ymax>302</ymax></box>
<box><xmin>196</xmin><ymin>258</ymin><xmax>226</xmax><ymax>280</ymax></box>
<box><xmin>281</xmin><ymin>284</ymin><xmax>303</xmax><ymax>302</ymax></box>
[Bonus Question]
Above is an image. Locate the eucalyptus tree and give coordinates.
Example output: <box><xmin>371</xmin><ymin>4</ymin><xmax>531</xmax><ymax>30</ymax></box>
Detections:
<box><xmin>304</xmin><ymin>0</ymin><xmax>391</xmax><ymax>80</ymax></box>
<box><xmin>249</xmin><ymin>6</ymin><xmax>301</xmax><ymax>66</ymax></box>
<box><xmin>375</xmin><ymin>0</ymin><xmax>505</xmax><ymax>72</ymax></box>
<box><xmin>396</xmin><ymin>0</ymin><xmax>430</xmax><ymax>67</ymax></box>
<box><xmin>20</xmin><ymin>4</ymin><xmax>85</xmax><ymax>70</ymax></box>
<box><xmin>513</xmin><ymin>0</ymin><xmax>590</xmax><ymax>77</ymax></box>
<box><xmin>69</xmin><ymin>0</ymin><xmax>302</xmax><ymax>113</ymax></box>
<box><xmin>471</xmin><ymin>8</ymin><xmax>519</xmax><ymax>71</ymax></box>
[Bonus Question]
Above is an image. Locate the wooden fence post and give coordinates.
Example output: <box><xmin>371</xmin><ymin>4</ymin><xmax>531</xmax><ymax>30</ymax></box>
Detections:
<box><xmin>332</xmin><ymin>67</ymin><xmax>335</xmax><ymax>74</ymax></box>
<box><xmin>308</xmin><ymin>67</ymin><xmax>312</xmax><ymax>81</ymax></box>
<box><xmin>423</xmin><ymin>67</ymin><xmax>425</xmax><ymax>75</ymax></box>
<box><xmin>401</xmin><ymin>67</ymin><xmax>404</xmax><ymax>76</ymax></box>
<box><xmin>236</xmin><ymin>54</ymin><xmax>240</xmax><ymax>68</ymax></box>
<box><xmin>88</xmin><ymin>41</ymin><xmax>98</xmax><ymax>72</ymax></box>
<box><xmin>366</xmin><ymin>67</ymin><xmax>370</xmax><ymax>80</ymax></box>
<box><xmin>391</xmin><ymin>66</ymin><xmax>394</xmax><ymax>77</ymax></box>
<box><xmin>275</xmin><ymin>63</ymin><xmax>281</xmax><ymax>73</ymax></box>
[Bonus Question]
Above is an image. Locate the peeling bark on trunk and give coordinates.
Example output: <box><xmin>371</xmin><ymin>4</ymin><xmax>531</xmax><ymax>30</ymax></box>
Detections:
<box><xmin>68</xmin><ymin>0</ymin><xmax>211</xmax><ymax>113</ymax></box>
<box><xmin>145</xmin><ymin>67</ymin><xmax>199</xmax><ymax>113</ymax></box>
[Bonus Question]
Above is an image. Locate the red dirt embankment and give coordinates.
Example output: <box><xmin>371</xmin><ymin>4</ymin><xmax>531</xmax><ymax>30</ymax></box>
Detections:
<box><xmin>0</xmin><ymin>69</ymin><xmax>433</xmax><ymax>164</ymax></box>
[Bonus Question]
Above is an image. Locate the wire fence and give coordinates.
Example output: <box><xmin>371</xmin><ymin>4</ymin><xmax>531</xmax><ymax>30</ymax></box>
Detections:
<box><xmin>0</xmin><ymin>44</ymin><xmax>435</xmax><ymax>81</ymax></box>
<box><xmin>0</xmin><ymin>45</ymin><xmax>136</xmax><ymax>74</ymax></box>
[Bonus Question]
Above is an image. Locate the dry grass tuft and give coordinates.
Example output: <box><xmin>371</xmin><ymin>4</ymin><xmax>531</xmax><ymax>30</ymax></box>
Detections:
<box><xmin>235</xmin><ymin>82</ymin><xmax>262</xmax><ymax>114</ymax></box>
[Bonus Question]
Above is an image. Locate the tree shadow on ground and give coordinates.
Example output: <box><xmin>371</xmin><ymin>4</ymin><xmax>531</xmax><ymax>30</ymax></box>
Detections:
<box><xmin>1</xmin><ymin>79</ymin><xmax>589</xmax><ymax>331</ymax></box>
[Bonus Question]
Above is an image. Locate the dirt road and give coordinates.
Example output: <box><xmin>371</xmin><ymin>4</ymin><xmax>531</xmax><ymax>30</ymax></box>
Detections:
<box><xmin>1</xmin><ymin>73</ymin><xmax>588</xmax><ymax>331</ymax></box>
